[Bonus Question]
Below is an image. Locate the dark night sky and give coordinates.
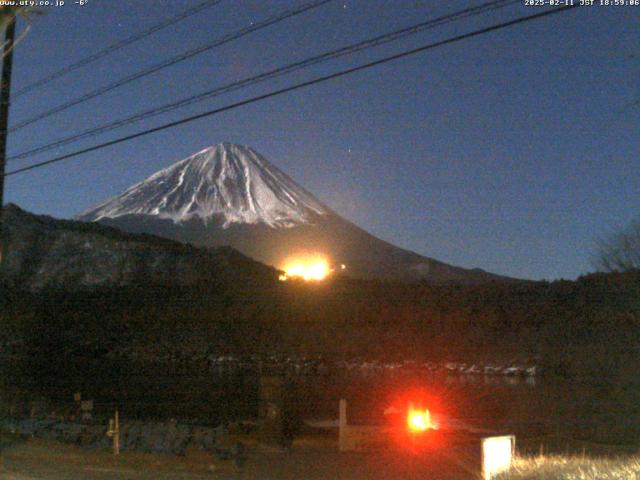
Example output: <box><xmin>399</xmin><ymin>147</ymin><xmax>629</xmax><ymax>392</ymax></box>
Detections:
<box><xmin>3</xmin><ymin>0</ymin><xmax>638</xmax><ymax>280</ymax></box>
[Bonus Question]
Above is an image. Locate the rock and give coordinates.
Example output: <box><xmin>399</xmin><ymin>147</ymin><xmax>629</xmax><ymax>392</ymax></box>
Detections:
<box><xmin>2</xmin><ymin>416</ymin><xmax>224</xmax><ymax>456</ymax></box>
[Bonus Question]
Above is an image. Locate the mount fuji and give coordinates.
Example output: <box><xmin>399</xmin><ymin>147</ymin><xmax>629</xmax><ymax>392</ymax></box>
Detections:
<box><xmin>78</xmin><ymin>143</ymin><xmax>510</xmax><ymax>284</ymax></box>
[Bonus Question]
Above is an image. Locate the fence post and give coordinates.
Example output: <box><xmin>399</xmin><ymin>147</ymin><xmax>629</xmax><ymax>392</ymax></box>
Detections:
<box><xmin>339</xmin><ymin>398</ymin><xmax>348</xmax><ymax>452</ymax></box>
<box><xmin>114</xmin><ymin>410</ymin><xmax>120</xmax><ymax>455</ymax></box>
<box><xmin>259</xmin><ymin>375</ymin><xmax>285</xmax><ymax>446</ymax></box>
<box><xmin>107</xmin><ymin>409</ymin><xmax>120</xmax><ymax>455</ymax></box>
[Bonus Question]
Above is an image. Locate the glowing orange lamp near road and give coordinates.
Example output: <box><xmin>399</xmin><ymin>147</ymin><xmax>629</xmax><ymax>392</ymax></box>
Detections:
<box><xmin>407</xmin><ymin>408</ymin><xmax>436</xmax><ymax>433</ymax></box>
<box><xmin>279</xmin><ymin>256</ymin><xmax>332</xmax><ymax>281</ymax></box>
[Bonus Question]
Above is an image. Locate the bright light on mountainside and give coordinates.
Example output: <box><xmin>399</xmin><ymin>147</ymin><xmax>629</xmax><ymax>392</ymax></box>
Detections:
<box><xmin>279</xmin><ymin>256</ymin><xmax>331</xmax><ymax>281</ymax></box>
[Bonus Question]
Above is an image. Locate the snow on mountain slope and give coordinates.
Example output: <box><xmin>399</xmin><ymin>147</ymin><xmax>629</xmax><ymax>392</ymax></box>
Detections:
<box><xmin>78</xmin><ymin>143</ymin><xmax>328</xmax><ymax>228</ymax></box>
<box><xmin>77</xmin><ymin>142</ymin><xmax>516</xmax><ymax>284</ymax></box>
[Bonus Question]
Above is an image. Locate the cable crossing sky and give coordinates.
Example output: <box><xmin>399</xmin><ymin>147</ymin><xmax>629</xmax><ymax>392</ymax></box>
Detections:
<box><xmin>12</xmin><ymin>0</ymin><xmax>225</xmax><ymax>98</ymax></box>
<box><xmin>7</xmin><ymin>0</ymin><xmax>520</xmax><ymax>164</ymax></box>
<box><xmin>4</xmin><ymin>5</ymin><xmax>579</xmax><ymax>178</ymax></box>
<box><xmin>7</xmin><ymin>0</ymin><xmax>336</xmax><ymax>133</ymax></box>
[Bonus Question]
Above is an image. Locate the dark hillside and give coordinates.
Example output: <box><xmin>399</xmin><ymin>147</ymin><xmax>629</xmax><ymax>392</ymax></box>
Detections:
<box><xmin>1</xmin><ymin>203</ymin><xmax>278</xmax><ymax>290</ymax></box>
<box><xmin>2</xmin><ymin>271</ymin><xmax>639</xmax><ymax>380</ymax></box>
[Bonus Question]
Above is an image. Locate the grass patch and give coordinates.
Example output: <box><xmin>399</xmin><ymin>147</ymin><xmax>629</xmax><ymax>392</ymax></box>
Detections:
<box><xmin>498</xmin><ymin>454</ymin><xmax>640</xmax><ymax>479</ymax></box>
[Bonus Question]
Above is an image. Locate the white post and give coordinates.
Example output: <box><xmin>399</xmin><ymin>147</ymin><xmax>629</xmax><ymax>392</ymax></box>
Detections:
<box><xmin>107</xmin><ymin>410</ymin><xmax>121</xmax><ymax>455</ymax></box>
<box><xmin>481</xmin><ymin>435</ymin><xmax>515</xmax><ymax>479</ymax></box>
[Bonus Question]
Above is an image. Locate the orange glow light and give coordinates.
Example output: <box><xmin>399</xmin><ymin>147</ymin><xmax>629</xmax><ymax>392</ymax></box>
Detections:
<box><xmin>407</xmin><ymin>409</ymin><xmax>436</xmax><ymax>432</ymax></box>
<box><xmin>280</xmin><ymin>256</ymin><xmax>331</xmax><ymax>281</ymax></box>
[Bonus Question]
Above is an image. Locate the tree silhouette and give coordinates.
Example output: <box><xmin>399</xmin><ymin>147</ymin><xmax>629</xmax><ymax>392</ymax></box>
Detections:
<box><xmin>593</xmin><ymin>218</ymin><xmax>640</xmax><ymax>272</ymax></box>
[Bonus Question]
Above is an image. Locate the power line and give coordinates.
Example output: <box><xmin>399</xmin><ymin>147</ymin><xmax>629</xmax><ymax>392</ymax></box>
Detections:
<box><xmin>8</xmin><ymin>0</ymin><xmax>519</xmax><ymax>163</ymax></box>
<box><xmin>7</xmin><ymin>0</ymin><xmax>336</xmax><ymax>133</ymax></box>
<box><xmin>4</xmin><ymin>5</ymin><xmax>579</xmax><ymax>178</ymax></box>
<box><xmin>12</xmin><ymin>0</ymin><xmax>225</xmax><ymax>99</ymax></box>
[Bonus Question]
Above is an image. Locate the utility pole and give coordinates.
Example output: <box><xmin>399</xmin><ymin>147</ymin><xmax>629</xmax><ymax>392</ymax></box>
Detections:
<box><xmin>0</xmin><ymin>13</ymin><xmax>16</xmax><ymax>268</ymax></box>
<box><xmin>0</xmin><ymin>16</ymin><xmax>15</xmax><ymax>467</ymax></box>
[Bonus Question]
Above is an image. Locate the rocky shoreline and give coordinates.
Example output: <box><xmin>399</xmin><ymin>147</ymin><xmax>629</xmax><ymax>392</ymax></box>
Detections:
<box><xmin>0</xmin><ymin>417</ymin><xmax>235</xmax><ymax>457</ymax></box>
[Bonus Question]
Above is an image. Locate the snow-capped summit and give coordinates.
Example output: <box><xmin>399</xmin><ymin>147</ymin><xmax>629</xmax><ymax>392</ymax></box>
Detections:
<box><xmin>78</xmin><ymin>143</ymin><xmax>328</xmax><ymax>228</ymax></box>
<box><xmin>78</xmin><ymin>142</ymin><xmax>515</xmax><ymax>284</ymax></box>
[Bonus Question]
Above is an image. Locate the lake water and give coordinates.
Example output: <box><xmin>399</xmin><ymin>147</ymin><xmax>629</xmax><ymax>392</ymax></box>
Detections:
<box><xmin>2</xmin><ymin>358</ymin><xmax>638</xmax><ymax>450</ymax></box>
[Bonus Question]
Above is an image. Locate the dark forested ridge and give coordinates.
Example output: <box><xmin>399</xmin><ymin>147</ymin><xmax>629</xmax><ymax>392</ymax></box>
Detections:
<box><xmin>1</xmin><ymin>203</ymin><xmax>279</xmax><ymax>290</ymax></box>
<box><xmin>1</xmin><ymin>204</ymin><xmax>639</xmax><ymax>380</ymax></box>
<box><xmin>2</xmin><ymin>270</ymin><xmax>639</xmax><ymax>379</ymax></box>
